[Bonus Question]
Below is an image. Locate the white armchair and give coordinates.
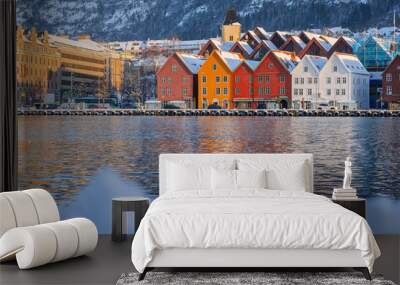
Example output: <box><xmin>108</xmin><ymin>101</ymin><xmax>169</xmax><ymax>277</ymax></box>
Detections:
<box><xmin>0</xmin><ymin>189</ymin><xmax>98</xmax><ymax>269</ymax></box>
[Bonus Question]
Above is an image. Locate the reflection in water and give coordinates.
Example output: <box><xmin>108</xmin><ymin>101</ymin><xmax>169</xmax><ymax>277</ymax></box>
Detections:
<box><xmin>18</xmin><ymin>116</ymin><xmax>400</xmax><ymax>233</ymax></box>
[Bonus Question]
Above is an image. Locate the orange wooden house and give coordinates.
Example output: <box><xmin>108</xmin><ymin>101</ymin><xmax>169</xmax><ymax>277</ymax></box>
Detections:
<box><xmin>197</xmin><ymin>50</ymin><xmax>242</xmax><ymax>109</ymax></box>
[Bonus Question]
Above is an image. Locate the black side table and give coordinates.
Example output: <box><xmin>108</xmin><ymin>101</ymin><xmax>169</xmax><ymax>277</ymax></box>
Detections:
<box><xmin>332</xmin><ymin>198</ymin><xmax>366</xmax><ymax>218</ymax></box>
<box><xmin>112</xmin><ymin>197</ymin><xmax>150</xmax><ymax>242</ymax></box>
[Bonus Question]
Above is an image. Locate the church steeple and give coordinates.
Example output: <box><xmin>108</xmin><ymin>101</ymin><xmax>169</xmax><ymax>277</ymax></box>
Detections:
<box><xmin>221</xmin><ymin>7</ymin><xmax>241</xmax><ymax>43</ymax></box>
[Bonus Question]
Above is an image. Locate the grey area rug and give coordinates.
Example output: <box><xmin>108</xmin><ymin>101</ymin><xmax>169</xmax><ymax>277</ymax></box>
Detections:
<box><xmin>116</xmin><ymin>272</ymin><xmax>396</xmax><ymax>285</ymax></box>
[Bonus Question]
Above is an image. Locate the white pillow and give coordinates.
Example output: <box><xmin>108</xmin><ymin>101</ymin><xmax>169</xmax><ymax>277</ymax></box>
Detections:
<box><xmin>238</xmin><ymin>159</ymin><xmax>307</xmax><ymax>191</ymax></box>
<box><xmin>167</xmin><ymin>162</ymin><xmax>211</xmax><ymax>192</ymax></box>
<box><xmin>236</xmin><ymin>169</ymin><xmax>267</xmax><ymax>189</ymax></box>
<box><xmin>211</xmin><ymin>168</ymin><xmax>237</xmax><ymax>191</ymax></box>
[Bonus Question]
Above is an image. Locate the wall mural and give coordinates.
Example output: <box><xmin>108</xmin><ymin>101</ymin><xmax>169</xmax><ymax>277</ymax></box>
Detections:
<box><xmin>16</xmin><ymin>2</ymin><xmax>400</xmax><ymax>234</ymax></box>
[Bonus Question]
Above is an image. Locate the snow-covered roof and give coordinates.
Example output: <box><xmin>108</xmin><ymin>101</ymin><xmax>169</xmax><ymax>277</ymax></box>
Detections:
<box><xmin>320</xmin><ymin>35</ymin><xmax>337</xmax><ymax>46</ymax></box>
<box><xmin>254</xmin><ymin>27</ymin><xmax>270</xmax><ymax>40</ymax></box>
<box><xmin>248</xmin><ymin>30</ymin><xmax>261</xmax><ymax>43</ymax></box>
<box><xmin>219</xmin><ymin>51</ymin><xmax>243</xmax><ymax>71</ymax></box>
<box><xmin>290</xmin><ymin>36</ymin><xmax>306</xmax><ymax>49</ymax></box>
<box><xmin>49</xmin><ymin>35</ymin><xmax>107</xmax><ymax>52</ymax></box>
<box><xmin>315</xmin><ymin>37</ymin><xmax>333</xmax><ymax>51</ymax></box>
<box><xmin>369</xmin><ymin>71</ymin><xmax>382</xmax><ymax>80</ymax></box>
<box><xmin>236</xmin><ymin>41</ymin><xmax>253</xmax><ymax>55</ymax></box>
<box><xmin>272</xmin><ymin>51</ymin><xmax>300</xmax><ymax>72</ymax></box>
<box><xmin>177</xmin><ymin>53</ymin><xmax>205</xmax><ymax>74</ymax></box>
<box><xmin>341</xmin><ymin>36</ymin><xmax>357</xmax><ymax>48</ymax></box>
<box><xmin>305</xmin><ymin>55</ymin><xmax>327</xmax><ymax>71</ymax></box>
<box><xmin>274</xmin><ymin>31</ymin><xmax>288</xmax><ymax>40</ymax></box>
<box><xmin>244</xmin><ymin>59</ymin><xmax>259</xmax><ymax>71</ymax></box>
<box><xmin>335</xmin><ymin>53</ymin><xmax>369</xmax><ymax>75</ymax></box>
<box><xmin>260</xmin><ymin>40</ymin><xmax>277</xmax><ymax>50</ymax></box>
<box><xmin>301</xmin><ymin>31</ymin><xmax>319</xmax><ymax>41</ymax></box>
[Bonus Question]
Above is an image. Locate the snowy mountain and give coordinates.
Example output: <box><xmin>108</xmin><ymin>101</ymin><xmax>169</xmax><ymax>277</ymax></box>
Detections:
<box><xmin>16</xmin><ymin>0</ymin><xmax>400</xmax><ymax>41</ymax></box>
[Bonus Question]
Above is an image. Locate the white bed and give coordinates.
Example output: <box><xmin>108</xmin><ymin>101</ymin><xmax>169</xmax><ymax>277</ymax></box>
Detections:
<box><xmin>131</xmin><ymin>154</ymin><xmax>380</xmax><ymax>280</ymax></box>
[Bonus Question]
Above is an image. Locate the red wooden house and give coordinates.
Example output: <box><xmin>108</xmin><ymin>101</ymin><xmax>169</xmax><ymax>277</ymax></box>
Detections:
<box><xmin>157</xmin><ymin>53</ymin><xmax>205</xmax><ymax>109</ymax></box>
<box><xmin>232</xmin><ymin>60</ymin><xmax>259</xmax><ymax>109</ymax></box>
<box><xmin>253</xmin><ymin>50</ymin><xmax>300</xmax><ymax>109</ymax></box>
<box><xmin>382</xmin><ymin>55</ymin><xmax>400</xmax><ymax>110</ymax></box>
<box><xmin>280</xmin><ymin>35</ymin><xmax>306</xmax><ymax>56</ymax></box>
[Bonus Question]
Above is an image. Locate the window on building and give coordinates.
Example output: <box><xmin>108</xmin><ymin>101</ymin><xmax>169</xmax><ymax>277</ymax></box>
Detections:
<box><xmin>216</xmin><ymin>76</ymin><xmax>220</xmax><ymax>82</ymax></box>
<box><xmin>341</xmin><ymin>89</ymin><xmax>346</xmax><ymax>95</ymax></box>
<box><xmin>258</xmin><ymin>75</ymin><xmax>263</xmax><ymax>82</ymax></box>
<box><xmin>299</xmin><ymin>89</ymin><xmax>303</xmax><ymax>95</ymax></box>
<box><xmin>235</xmin><ymin>87</ymin><xmax>240</xmax><ymax>95</ymax></box>
<box><xmin>249</xmin><ymin>76</ymin><xmax>253</xmax><ymax>83</ymax></box>
<box><xmin>168</xmin><ymin>77</ymin><xmax>172</xmax><ymax>84</ymax></box>
<box><xmin>235</xmin><ymin>76</ymin><xmax>240</xmax><ymax>82</ymax></box>
<box><xmin>216</xmin><ymin>87</ymin><xmax>221</xmax><ymax>95</ymax></box>
<box><xmin>327</xmin><ymin>89</ymin><xmax>331</xmax><ymax>96</ymax></box>
<box><xmin>249</xmin><ymin>87</ymin><xmax>253</xmax><ymax>94</ymax></box>
<box><xmin>223</xmin><ymin>75</ymin><xmax>228</xmax><ymax>82</ymax></box>
<box><xmin>266</xmin><ymin>87</ymin><xmax>270</xmax><ymax>95</ymax></box>
<box><xmin>314</xmin><ymin>77</ymin><xmax>318</xmax><ymax>84</ymax></box>
<box><xmin>182</xmin><ymin>77</ymin><xmax>187</xmax><ymax>83</ymax></box>
<box><xmin>300</xmin><ymin>78</ymin><xmax>304</xmax><ymax>84</ymax></box>
<box><xmin>223</xmin><ymin>87</ymin><xmax>228</xmax><ymax>94</ymax></box>
<box><xmin>337</xmin><ymin>77</ymin><xmax>341</xmax><ymax>84</ymax></box>
<box><xmin>266</xmin><ymin>75</ymin><xmax>270</xmax><ymax>82</ymax></box>
<box><xmin>182</xmin><ymin>88</ymin><xmax>187</xmax><ymax>95</ymax></box>
<box><xmin>279</xmin><ymin>74</ymin><xmax>285</xmax><ymax>83</ymax></box>
<box><xmin>161</xmin><ymin>88</ymin><xmax>165</xmax><ymax>95</ymax></box>
<box><xmin>336</xmin><ymin>89</ymin><xmax>340</xmax><ymax>95</ymax></box>
<box><xmin>307</xmin><ymin>89</ymin><xmax>312</xmax><ymax>96</ymax></box>
<box><xmin>268</xmin><ymin>63</ymin><xmax>273</xmax><ymax>69</ymax></box>
<box><xmin>280</xmin><ymin>87</ymin><xmax>285</xmax><ymax>95</ymax></box>
<box><xmin>202</xmin><ymin>87</ymin><xmax>207</xmax><ymax>94</ymax></box>
<box><xmin>386</xmin><ymin>73</ymin><xmax>392</xmax><ymax>82</ymax></box>
<box><xmin>167</xmin><ymin>88</ymin><xmax>172</xmax><ymax>95</ymax></box>
<box><xmin>229</xmin><ymin>36</ymin><xmax>234</xmax><ymax>41</ymax></box>
<box><xmin>295</xmin><ymin>77</ymin><xmax>299</xmax><ymax>84</ymax></box>
<box><xmin>171</xmin><ymin>64</ymin><xmax>177</xmax><ymax>72</ymax></box>
<box><xmin>294</xmin><ymin>89</ymin><xmax>298</xmax><ymax>96</ymax></box>
<box><xmin>304</xmin><ymin>66</ymin><xmax>308</xmax><ymax>72</ymax></box>
<box><xmin>387</xmin><ymin>86</ymin><xmax>392</xmax><ymax>95</ymax></box>
<box><xmin>258</xmin><ymin>87</ymin><xmax>263</xmax><ymax>95</ymax></box>
<box><xmin>308</xmin><ymin>77</ymin><xmax>312</xmax><ymax>84</ymax></box>
<box><xmin>343</xmin><ymin>77</ymin><xmax>346</xmax><ymax>84</ymax></box>
<box><xmin>333</xmin><ymin>66</ymin><xmax>338</xmax><ymax>72</ymax></box>
<box><xmin>327</xmin><ymin>77</ymin><xmax>331</xmax><ymax>84</ymax></box>
<box><xmin>212</xmin><ymin>64</ymin><xmax>217</xmax><ymax>71</ymax></box>
<box><xmin>202</xmin><ymin>75</ymin><xmax>206</xmax><ymax>83</ymax></box>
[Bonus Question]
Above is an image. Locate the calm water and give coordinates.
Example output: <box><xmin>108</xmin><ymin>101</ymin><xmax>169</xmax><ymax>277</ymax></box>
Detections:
<box><xmin>18</xmin><ymin>116</ymin><xmax>400</xmax><ymax>234</ymax></box>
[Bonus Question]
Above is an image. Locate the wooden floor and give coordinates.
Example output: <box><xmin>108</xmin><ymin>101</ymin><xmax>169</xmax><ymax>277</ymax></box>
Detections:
<box><xmin>0</xmin><ymin>235</ymin><xmax>399</xmax><ymax>285</ymax></box>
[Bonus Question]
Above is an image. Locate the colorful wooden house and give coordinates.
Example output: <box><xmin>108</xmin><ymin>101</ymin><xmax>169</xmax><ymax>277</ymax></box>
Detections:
<box><xmin>230</xmin><ymin>41</ymin><xmax>253</xmax><ymax>59</ymax></box>
<box><xmin>232</xmin><ymin>60</ymin><xmax>259</xmax><ymax>109</ymax></box>
<box><xmin>250</xmin><ymin>40</ymin><xmax>277</xmax><ymax>61</ymax></box>
<box><xmin>197</xmin><ymin>50</ymin><xmax>242</xmax><ymax>109</ymax></box>
<box><xmin>280</xmin><ymin>35</ymin><xmax>306</xmax><ymax>56</ymax></box>
<box><xmin>382</xmin><ymin>55</ymin><xmax>400</xmax><ymax>110</ymax></box>
<box><xmin>157</xmin><ymin>53</ymin><xmax>205</xmax><ymax>109</ymax></box>
<box><xmin>253</xmin><ymin>50</ymin><xmax>300</xmax><ymax>109</ymax></box>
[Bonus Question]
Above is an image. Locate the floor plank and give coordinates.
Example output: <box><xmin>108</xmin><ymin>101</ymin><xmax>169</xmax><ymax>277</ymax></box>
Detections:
<box><xmin>0</xmin><ymin>235</ymin><xmax>398</xmax><ymax>285</ymax></box>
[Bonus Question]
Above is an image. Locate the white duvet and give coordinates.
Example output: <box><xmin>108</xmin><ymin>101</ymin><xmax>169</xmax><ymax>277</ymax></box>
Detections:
<box><xmin>131</xmin><ymin>190</ymin><xmax>380</xmax><ymax>273</ymax></box>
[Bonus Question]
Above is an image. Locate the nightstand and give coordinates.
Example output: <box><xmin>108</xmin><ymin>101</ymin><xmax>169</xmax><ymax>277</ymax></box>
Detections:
<box><xmin>332</xmin><ymin>198</ymin><xmax>366</xmax><ymax>218</ymax></box>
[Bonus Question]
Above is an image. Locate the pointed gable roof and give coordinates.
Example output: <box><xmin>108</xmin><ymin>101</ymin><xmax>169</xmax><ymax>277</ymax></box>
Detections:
<box><xmin>280</xmin><ymin>35</ymin><xmax>306</xmax><ymax>55</ymax></box>
<box><xmin>259</xmin><ymin>50</ymin><xmax>300</xmax><ymax>73</ymax></box>
<box><xmin>298</xmin><ymin>31</ymin><xmax>319</xmax><ymax>44</ymax></box>
<box><xmin>230</xmin><ymin>41</ymin><xmax>253</xmax><ymax>58</ymax></box>
<box><xmin>270</xmin><ymin>31</ymin><xmax>289</xmax><ymax>48</ymax></box>
<box><xmin>332</xmin><ymin>52</ymin><xmax>369</xmax><ymax>75</ymax></box>
<box><xmin>250</xmin><ymin>40</ymin><xmax>277</xmax><ymax>59</ymax></box>
<box><xmin>198</xmin><ymin>39</ymin><xmax>234</xmax><ymax>56</ymax></box>
<box><xmin>383</xmin><ymin>55</ymin><xmax>400</xmax><ymax>74</ymax></box>
<box><xmin>177</xmin><ymin>53</ymin><xmax>206</xmax><ymax>74</ymax></box>
<box><xmin>253</xmin><ymin>27</ymin><xmax>270</xmax><ymax>40</ymax></box>
<box><xmin>304</xmin><ymin>55</ymin><xmax>328</xmax><ymax>72</ymax></box>
<box><xmin>299</xmin><ymin>37</ymin><xmax>331</xmax><ymax>58</ymax></box>
<box><xmin>207</xmin><ymin>50</ymin><xmax>243</xmax><ymax>72</ymax></box>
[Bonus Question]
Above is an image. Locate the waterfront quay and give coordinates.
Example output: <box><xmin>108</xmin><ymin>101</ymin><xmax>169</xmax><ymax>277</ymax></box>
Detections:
<box><xmin>18</xmin><ymin>109</ymin><xmax>400</xmax><ymax>117</ymax></box>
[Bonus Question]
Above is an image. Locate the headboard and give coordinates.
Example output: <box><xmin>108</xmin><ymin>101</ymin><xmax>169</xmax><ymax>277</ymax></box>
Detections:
<box><xmin>159</xmin><ymin>153</ymin><xmax>314</xmax><ymax>195</ymax></box>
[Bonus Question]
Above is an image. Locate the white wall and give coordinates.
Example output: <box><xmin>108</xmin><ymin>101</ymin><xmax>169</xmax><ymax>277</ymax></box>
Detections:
<box><xmin>291</xmin><ymin>57</ymin><xmax>319</xmax><ymax>109</ymax></box>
